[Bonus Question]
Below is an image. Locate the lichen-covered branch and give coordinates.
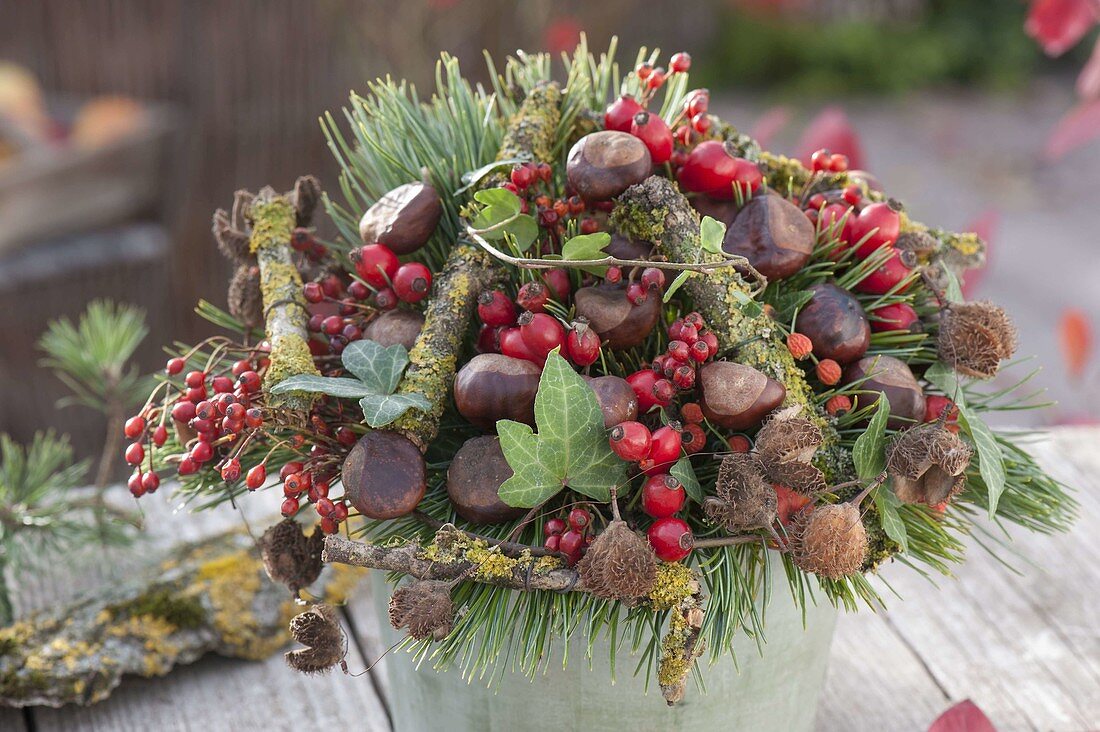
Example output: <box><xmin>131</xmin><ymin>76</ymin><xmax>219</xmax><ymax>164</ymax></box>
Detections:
<box><xmin>246</xmin><ymin>186</ymin><xmax>321</xmax><ymax>410</ymax></box>
<box><xmin>0</xmin><ymin>531</ymin><xmax>360</xmax><ymax>707</ymax></box>
<box><xmin>653</xmin><ymin>566</ymin><xmax>705</xmax><ymax>705</ymax></box>
<box><xmin>497</xmin><ymin>82</ymin><xmax>562</xmax><ymax>165</ymax></box>
<box><xmin>611</xmin><ymin>176</ymin><xmax>844</xmax><ymax>472</ymax></box>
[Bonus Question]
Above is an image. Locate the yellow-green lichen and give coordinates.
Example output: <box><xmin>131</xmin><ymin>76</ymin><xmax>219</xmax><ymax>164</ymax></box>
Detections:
<box><xmin>248</xmin><ymin>198</ymin><xmax>296</xmax><ymax>255</ymax></box>
<box><xmin>656</xmin><ymin>611</ymin><xmax>691</xmax><ymax>687</ymax></box>
<box><xmin>196</xmin><ymin>550</ymin><xmax>294</xmax><ymax>660</ymax></box>
<box><xmin>497</xmin><ymin>82</ymin><xmax>562</xmax><ymax>165</ymax></box>
<box><xmin>112</xmin><ymin>588</ymin><xmax>205</xmax><ymax>630</ymax></box>
<box><xmin>647</xmin><ymin>563</ymin><xmax>696</xmax><ymax>611</ymax></box>
<box><xmin>608</xmin><ymin>202</ymin><xmax>668</xmax><ymax>244</ymax></box>
<box><xmin>264</xmin><ymin>332</ymin><xmax>320</xmax><ymax>398</ymax></box>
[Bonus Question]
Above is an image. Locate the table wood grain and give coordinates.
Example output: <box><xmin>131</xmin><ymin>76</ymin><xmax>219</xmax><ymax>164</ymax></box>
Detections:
<box><xmin>9</xmin><ymin>427</ymin><xmax>1099</xmax><ymax>731</ymax></box>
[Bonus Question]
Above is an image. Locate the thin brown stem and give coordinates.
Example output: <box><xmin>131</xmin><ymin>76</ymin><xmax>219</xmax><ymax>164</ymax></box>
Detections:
<box><xmin>411</xmin><ymin>511</ymin><xmax>562</xmax><ymax>558</ymax></box>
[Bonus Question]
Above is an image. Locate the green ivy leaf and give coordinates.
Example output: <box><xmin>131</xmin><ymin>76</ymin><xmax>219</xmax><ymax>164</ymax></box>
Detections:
<box><xmin>730</xmin><ymin>289</ymin><xmax>763</xmax><ymax>319</ymax></box>
<box><xmin>671</xmin><ymin>457</ymin><xmax>703</xmax><ymax>504</ymax></box>
<box><xmin>270</xmin><ymin>375</ymin><xmax>376</xmax><ymax>398</ymax></box>
<box><xmin>699</xmin><ymin>215</ymin><xmax>726</xmax><ymax>254</ymax></box>
<box><xmin>456</xmin><ymin>158</ymin><xmax>525</xmax><ymax>194</ymax></box>
<box><xmin>956</xmin><ymin>404</ymin><xmax>1006</xmax><ymax>517</ymax></box>
<box><xmin>474</xmin><ymin>187</ymin><xmax>522</xmax><ymax>215</ymax></box>
<box><xmin>470</xmin><ymin>205</ymin><xmax>513</xmax><ymax>236</ymax></box>
<box><xmin>561</xmin><ymin>232</ymin><xmax>611</xmax><ymax>276</ymax></box>
<box><xmin>924</xmin><ymin>361</ymin><xmax>965</xmax><ymax>407</ymax></box>
<box><xmin>341</xmin><ymin>340</ymin><xmax>409</xmax><ymax>394</ymax></box>
<box><xmin>497</xmin><ymin>351</ymin><xmax>626</xmax><ymax>508</ymax></box>
<box><xmin>505</xmin><ymin>214</ymin><xmax>539</xmax><ymax>251</ymax></box>
<box><xmin>873</xmin><ymin>485</ymin><xmax>909</xmax><ymax>553</ymax></box>
<box><xmin>663</xmin><ymin>270</ymin><xmax>696</xmax><ymax>303</ymax></box>
<box><xmin>359</xmin><ymin>392</ymin><xmax>432</xmax><ymax>428</ymax></box>
<box><xmin>852</xmin><ymin>395</ymin><xmax>890</xmax><ymax>480</ymax></box>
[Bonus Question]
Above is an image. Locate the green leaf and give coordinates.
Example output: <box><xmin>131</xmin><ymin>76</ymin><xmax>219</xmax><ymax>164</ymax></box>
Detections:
<box><xmin>730</xmin><ymin>288</ymin><xmax>764</xmax><ymax>319</ymax></box>
<box><xmin>474</xmin><ymin>187</ymin><xmax>521</xmax><ymax>215</ymax></box>
<box><xmin>497</xmin><ymin>351</ymin><xmax>626</xmax><ymax>507</ymax></box>
<box><xmin>455</xmin><ymin>158</ymin><xmax>525</xmax><ymax>194</ymax></box>
<box><xmin>924</xmin><ymin>361</ymin><xmax>965</xmax><ymax>407</ymax></box>
<box><xmin>770</xmin><ymin>289</ymin><xmax>814</xmax><ymax>318</ymax></box>
<box><xmin>956</xmin><ymin>404</ymin><xmax>1007</xmax><ymax>517</ymax></box>
<box><xmin>359</xmin><ymin>392</ymin><xmax>432</xmax><ymax>428</ymax></box>
<box><xmin>663</xmin><ymin>270</ymin><xmax>696</xmax><ymax>303</ymax></box>
<box><xmin>341</xmin><ymin>340</ymin><xmax>409</xmax><ymax>394</ymax></box>
<box><xmin>852</xmin><ymin>395</ymin><xmax>890</xmax><ymax>479</ymax></box>
<box><xmin>671</xmin><ymin>458</ymin><xmax>703</xmax><ymax>504</ymax></box>
<box><xmin>470</xmin><ymin>205</ymin><xmax>513</xmax><ymax>236</ymax></box>
<box><xmin>561</xmin><ymin>232</ymin><xmax>611</xmax><ymax>275</ymax></box>
<box><xmin>873</xmin><ymin>486</ymin><xmax>909</xmax><ymax>553</ymax></box>
<box><xmin>699</xmin><ymin>216</ymin><xmax>726</xmax><ymax>254</ymax></box>
<box><xmin>505</xmin><ymin>214</ymin><xmax>539</xmax><ymax>251</ymax></box>
<box><xmin>270</xmin><ymin>375</ymin><xmax>376</xmax><ymax>398</ymax></box>
<box><xmin>942</xmin><ymin>265</ymin><xmax>965</xmax><ymax>302</ymax></box>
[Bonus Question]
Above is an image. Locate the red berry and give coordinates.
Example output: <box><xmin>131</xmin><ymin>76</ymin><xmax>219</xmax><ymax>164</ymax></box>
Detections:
<box><xmin>625</xmin><ymin>370</ymin><xmax>673</xmax><ymax>412</ymax></box>
<box><xmin>816</xmin><ymin>359</ymin><xmax>842</xmax><ymax>386</ymax></box>
<box><xmin>152</xmin><ymin>424</ymin><xmax>168</xmax><ymax>447</ymax></box>
<box><xmin>676</xmin><ymin>141</ymin><xmax>762</xmax><ymax>199</ymax></box>
<box><xmin>281</xmin><ymin>497</ymin><xmax>300</xmax><ymax>516</ymax></box>
<box><xmin>332</xmin><ymin>502</ymin><xmax>349</xmax><ymax>521</ymax></box>
<box><xmin>635</xmin><ymin>62</ymin><xmax>653</xmax><ymax>80</ymax></box>
<box><xmin>279</xmin><ymin>461</ymin><xmax>305</xmax><ymax>481</ymax></box>
<box><xmin>671</xmin><ymin>364</ymin><xmax>696</xmax><ymax>390</ymax></box>
<box><xmin>819</xmin><ymin>203</ymin><xmax>855</xmax><ymax>252</ymax></box>
<box><xmin>842</xmin><ymin>185</ymin><xmax>862</xmax><ymax>206</ymax></box>
<box><xmin>544</xmin><ymin>517</ymin><xmax>568</xmax><ymax>537</ymax></box>
<box><xmin>924</xmin><ymin>395</ymin><xmax>958</xmax><ymax>424</ymax></box>
<box><xmin>141</xmin><ymin>472</ymin><xmax>160</xmax><ymax>494</ymax></box>
<box><xmin>605</xmin><ymin>94</ymin><xmax>645</xmax><ymax>132</ymax></box>
<box><xmin>220</xmin><ymin>458</ymin><xmax>241</xmax><ymax>482</ymax></box>
<box><xmin>237</xmin><ymin>370</ymin><xmax>261</xmax><ymax>393</ymax></box>
<box><xmin>185</xmin><ymin>370</ymin><xmax>206</xmax><ymax>389</ymax></box>
<box><xmin>646</xmin><ymin>67</ymin><xmax>667</xmax><ymax>89</ymax></box>
<box><xmin>680</xmin><ymin>403</ymin><xmax>704</xmax><ymax>424</ymax></box>
<box><xmin>516</xmin><ymin>281</ymin><xmax>549</xmax><ymax>313</ymax></box>
<box><xmin>826</xmin><ymin>394</ymin><xmax>852</xmax><ymax>417</ymax></box>
<box><xmin>568</xmin><ymin>508</ymin><xmax>591</xmax><ymax>532</ymax></box>
<box><xmin>605</xmin><ymin>266</ymin><xmax>623</xmax><ymax>284</ymax></box>
<box><xmin>541</xmin><ymin>269</ymin><xmax>571</xmax><ymax>303</ymax></box>
<box><xmin>536</xmin><ymin>162</ymin><xmax>552</xmax><ymax>182</ymax></box>
<box><xmin>316</xmin><ymin>497</ymin><xmax>336</xmax><ymax>517</ymax></box>
<box><xmin>786</xmin><ymin>332</ymin><xmax>814</xmax><ymax>360</ymax></box>
<box><xmin>124</xmin><ymin>416</ymin><xmax>146</xmax><ymax>439</ymax></box>
<box><xmin>854</xmin><ymin>249</ymin><xmax>912</xmax><ymax>295</ymax></box>
<box><xmin>518</xmin><ymin>312</ymin><xmax>565</xmax><ymax>360</ymax></box>
<box><xmin>852</xmin><ymin>202</ymin><xmax>901</xmax><ymax>259</ymax></box>
<box><xmin>231</xmin><ymin>359</ymin><xmax>252</xmax><ymax>377</ymax></box>
<box><xmin>348</xmin><ymin>280</ymin><xmax>370</xmax><ymax>301</ymax></box>
<box><xmin>685</xmin><ymin>89</ymin><xmax>709</xmax><ymax>117</ymax></box>
<box><xmin>560</xmin><ymin>529</ymin><xmax>585</xmax><ymax>566</ymax></box>
<box><xmin>320</xmin><ymin>517</ymin><xmax>339</xmax><ymax>534</ymax></box>
<box><xmin>211</xmin><ymin>376</ymin><xmax>234</xmax><ymax>394</ymax></box>
<box><xmin>829</xmin><ymin>153</ymin><xmax>849</xmax><ymax>172</ymax></box>
<box><xmin>510</xmin><ymin>163</ymin><xmax>536</xmax><ymax>189</ymax></box>
<box><xmin>608</xmin><ymin>421</ymin><xmax>652</xmax><ymax>462</ymax></box>
<box><xmin>690</xmin><ymin>339</ymin><xmax>710</xmax><ymax>363</ymax></box>
<box><xmin>544</xmin><ymin>534</ymin><xmax>561</xmax><ymax>552</ymax></box>
<box><xmin>667</xmin><ymin>340</ymin><xmax>690</xmax><ymax>362</ymax></box>
<box><xmin>498</xmin><ymin>326</ymin><xmax>541</xmax><ymax>362</ymax></box>
<box><xmin>478</xmin><ymin>290</ymin><xmax>517</xmax><ymax>327</ymax></box>
<box><xmin>177</xmin><ymin>457</ymin><xmax>198</xmax><ymax>476</ymax></box>
<box><xmin>303</xmin><ymin>281</ymin><xmax>324</xmax><ymax>303</ymax></box>
<box><xmin>393</xmin><ymin>262</ymin><xmax>433</xmax><ymax>303</ymax></box>
<box><xmin>171</xmin><ymin>401</ymin><xmax>196</xmax><ymax>423</ymax></box>
<box><xmin>691</xmin><ymin>113</ymin><xmax>711</xmax><ymax>134</ymax></box>
<box><xmin>374</xmin><ymin>287</ymin><xmax>398</xmax><ymax>310</ymax></box>
<box><xmin>476</xmin><ymin>323</ymin><xmax>501</xmax><ymax>354</ymax></box>
<box><xmin>647</xmin><ymin>517</ymin><xmax>692</xmax><ymax>562</ymax></box>
<box><xmin>681</xmin><ymin>423</ymin><xmax>707</xmax><ymax>454</ymax></box>
<box><xmin>190</xmin><ymin>441</ymin><xmax>213</xmax><ymax>464</ymax></box>
<box><xmin>352</xmin><ymin>243</ymin><xmax>399</xmax><ymax>288</ymax></box>
<box><xmin>124</xmin><ymin>442</ymin><xmax>144</xmax><ymax>465</ymax></box>
<box><xmin>869</xmin><ymin>302</ymin><xmax>920</xmax><ymax>333</ymax></box>
<box><xmin>565</xmin><ymin>321</ymin><xmax>601</xmax><ymax>366</ymax></box>
<box><xmin>128</xmin><ymin>470</ymin><xmax>145</xmax><ymax>497</ymax></box>
<box><xmin>321</xmin><ymin>315</ymin><xmax>343</xmax><ymax>336</ymax></box>
<box><xmin>810</xmin><ymin>149</ymin><xmax>831</xmax><ymax>172</ymax></box>
<box><xmin>642</xmin><ymin>474</ymin><xmax>686</xmax><ymax>518</ymax></box>
<box><xmin>645</xmin><ymin>424</ymin><xmax>683</xmax><ymax>475</ymax></box>
<box><xmin>670</xmin><ymin>52</ymin><xmax>691</xmax><ymax>73</ymax></box>
<box><xmin>626</xmin><ymin>281</ymin><xmax>648</xmax><ymax>305</ymax></box>
<box><xmin>630</xmin><ymin>111</ymin><xmax>673</xmax><ymax>165</ymax></box>
<box><xmin>166</xmin><ymin>357</ymin><xmax>186</xmax><ymax>375</ymax></box>
<box><xmin>245</xmin><ymin>463</ymin><xmax>267</xmax><ymax>490</ymax></box>
<box><xmin>640</xmin><ymin>267</ymin><xmax>666</xmax><ymax>291</ymax></box>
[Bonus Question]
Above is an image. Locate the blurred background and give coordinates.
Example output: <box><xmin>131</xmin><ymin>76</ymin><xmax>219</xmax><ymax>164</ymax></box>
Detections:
<box><xmin>2</xmin><ymin>0</ymin><xmax>1098</xmax><ymax>474</ymax></box>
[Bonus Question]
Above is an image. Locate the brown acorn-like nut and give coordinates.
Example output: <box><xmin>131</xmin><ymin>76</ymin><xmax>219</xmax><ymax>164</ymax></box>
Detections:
<box><xmin>604</xmin><ymin>233</ymin><xmax>671</xmax><ymax>277</ymax></box>
<box><xmin>389</xmin><ymin>579</ymin><xmax>454</xmax><ymax>641</ymax></box>
<box><xmin>577</xmin><ymin>520</ymin><xmax>658</xmax><ymax>601</ymax></box>
<box><xmin>887</xmin><ymin>423</ymin><xmax>972</xmax><ymax>506</ymax></box>
<box><xmin>795</xmin><ymin>283</ymin><xmax>870</xmax><ymax>364</ymax></box>
<box><xmin>453</xmin><ymin>354</ymin><xmax>542</xmax><ymax>431</ymax></box>
<box><xmin>722</xmin><ymin>194</ymin><xmax>815</xmax><ymax>280</ymax></box>
<box><xmin>573</xmin><ymin>285</ymin><xmax>662</xmax><ymax>350</ymax></box>
<box><xmin>446</xmin><ymin>436</ymin><xmax>526</xmax><ymax>525</ymax></box>
<box><xmin>358</xmin><ymin>181</ymin><xmax>443</xmax><ymax>254</ymax></box>
<box><xmin>843</xmin><ymin>355</ymin><xmax>926</xmax><ymax>429</ymax></box>
<box><xmin>791</xmin><ymin>503</ymin><xmax>867</xmax><ymax>579</ymax></box>
<box><xmin>259</xmin><ymin>518</ymin><xmax>323</xmax><ymax>595</ymax></box>
<box><xmin>690</xmin><ymin>195</ymin><xmax>739</xmax><ymax>226</ymax></box>
<box><xmin>364</xmin><ymin>309</ymin><xmax>425</xmax><ymax>351</ymax></box>
<box><xmin>342</xmin><ymin>431</ymin><xmax>426</xmax><ymax>519</ymax></box>
<box><xmin>286</xmin><ymin>604</ymin><xmax>345</xmax><ymax>674</ymax></box>
<box><xmin>566</xmin><ymin>131</ymin><xmax>652</xmax><ymax>202</ymax></box>
<box><xmin>697</xmin><ymin>361</ymin><xmax>786</xmax><ymax>430</ymax></box>
<box><xmin>583</xmin><ymin>375</ymin><xmax>639</xmax><ymax>427</ymax></box>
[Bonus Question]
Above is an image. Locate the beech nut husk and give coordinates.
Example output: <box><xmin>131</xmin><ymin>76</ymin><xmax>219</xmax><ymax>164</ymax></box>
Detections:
<box><xmin>698</xmin><ymin>361</ymin><xmax>786</xmax><ymax>430</ymax></box>
<box><xmin>573</xmin><ymin>285</ymin><xmax>662</xmax><ymax>350</ymax></box>
<box><xmin>342</xmin><ymin>431</ymin><xmax>426</xmax><ymax>520</ymax></box>
<box><xmin>453</xmin><ymin>353</ymin><xmax>541</xmax><ymax>431</ymax></box>
<box><xmin>446</xmin><ymin>436</ymin><xmax>527</xmax><ymax>525</ymax></box>
<box><xmin>566</xmin><ymin>131</ymin><xmax>652</xmax><ymax>202</ymax></box>
<box><xmin>358</xmin><ymin>181</ymin><xmax>443</xmax><ymax>255</ymax></box>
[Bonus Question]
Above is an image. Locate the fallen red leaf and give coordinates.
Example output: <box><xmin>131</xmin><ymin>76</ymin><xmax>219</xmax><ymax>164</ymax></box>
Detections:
<box><xmin>927</xmin><ymin>700</ymin><xmax>997</xmax><ymax>732</ymax></box>
<box><xmin>749</xmin><ymin>106</ymin><xmax>790</xmax><ymax>149</ymax></box>
<box><xmin>795</xmin><ymin>106</ymin><xmax>865</xmax><ymax>171</ymax></box>
<box><xmin>1076</xmin><ymin>36</ymin><xmax>1100</xmax><ymax>99</ymax></box>
<box><xmin>1058</xmin><ymin>308</ymin><xmax>1093</xmax><ymax>379</ymax></box>
<box><xmin>1025</xmin><ymin>0</ymin><xmax>1099</xmax><ymax>57</ymax></box>
<box><xmin>1043</xmin><ymin>97</ymin><xmax>1100</xmax><ymax>160</ymax></box>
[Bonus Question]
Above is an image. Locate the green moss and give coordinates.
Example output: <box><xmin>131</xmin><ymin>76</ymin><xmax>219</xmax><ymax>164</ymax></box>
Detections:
<box><xmin>647</xmin><ymin>563</ymin><xmax>696</xmax><ymax>612</ymax></box>
<box><xmin>497</xmin><ymin>82</ymin><xmax>562</xmax><ymax>164</ymax></box>
<box><xmin>112</xmin><ymin>589</ymin><xmax>205</xmax><ymax>631</ymax></box>
<box><xmin>608</xmin><ymin>201</ymin><xmax>668</xmax><ymax>244</ymax></box>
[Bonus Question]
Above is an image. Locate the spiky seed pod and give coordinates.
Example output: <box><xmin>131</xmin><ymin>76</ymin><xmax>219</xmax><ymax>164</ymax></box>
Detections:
<box><xmin>258</xmin><ymin>518</ymin><xmax>324</xmax><ymax>595</ymax></box>
<box><xmin>290</xmin><ymin>174</ymin><xmax>322</xmax><ymax>227</ymax></box>
<box><xmin>577</xmin><ymin>520</ymin><xmax>658</xmax><ymax>601</ymax></box>
<box><xmin>285</xmin><ymin>604</ymin><xmax>345</xmax><ymax>674</ymax></box>
<box><xmin>791</xmin><ymin>503</ymin><xmax>867</xmax><ymax>579</ymax></box>
<box><xmin>754</xmin><ymin>406</ymin><xmax>822</xmax><ymax>465</ymax></box>
<box><xmin>228</xmin><ymin>264</ymin><xmax>264</xmax><ymax>330</ymax></box>
<box><xmin>388</xmin><ymin>580</ymin><xmax>454</xmax><ymax>641</ymax></box>
<box><xmin>937</xmin><ymin>301</ymin><xmax>1017</xmax><ymax>379</ymax></box>
<box><xmin>762</xmin><ymin>459</ymin><xmax>827</xmax><ymax>495</ymax></box>
<box><xmin>706</xmin><ymin>454</ymin><xmax>777</xmax><ymax>531</ymax></box>
<box><xmin>887</xmin><ymin>423</ymin><xmax>973</xmax><ymax>506</ymax></box>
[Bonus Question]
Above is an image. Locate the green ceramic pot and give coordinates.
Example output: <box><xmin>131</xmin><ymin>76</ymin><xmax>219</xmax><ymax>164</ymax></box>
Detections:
<box><xmin>372</xmin><ymin>555</ymin><xmax>837</xmax><ymax>732</ymax></box>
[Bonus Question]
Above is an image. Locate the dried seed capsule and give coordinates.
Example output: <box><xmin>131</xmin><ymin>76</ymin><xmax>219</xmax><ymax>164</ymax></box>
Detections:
<box><xmin>577</xmin><ymin>520</ymin><xmax>658</xmax><ymax>601</ymax></box>
<box><xmin>258</xmin><ymin>518</ymin><xmax>324</xmax><ymax>596</ymax></box>
<box><xmin>887</xmin><ymin>423</ymin><xmax>973</xmax><ymax>506</ymax></box>
<box><xmin>937</xmin><ymin>301</ymin><xmax>1017</xmax><ymax>379</ymax></box>
<box><xmin>389</xmin><ymin>579</ymin><xmax>454</xmax><ymax>641</ymax></box>
<box><xmin>791</xmin><ymin>503</ymin><xmax>867</xmax><ymax>579</ymax></box>
<box><xmin>286</xmin><ymin>604</ymin><xmax>345</xmax><ymax>674</ymax></box>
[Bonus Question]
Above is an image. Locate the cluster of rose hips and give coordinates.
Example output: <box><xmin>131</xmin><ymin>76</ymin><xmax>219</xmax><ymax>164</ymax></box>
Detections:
<box><xmin>270</xmin><ymin>458</ymin><xmax>351</xmax><ymax>534</ymax></box>
<box><xmin>475</xmin><ymin>275</ymin><xmax>601</xmax><ymax>367</ymax></box>
<box><xmin>603</xmin><ymin>263</ymin><xmax>667</xmax><ymax>307</ymax></box>
<box><xmin>504</xmin><ymin>161</ymin><xmax>600</xmax><ymax>233</ymax></box>
<box><xmin>350</xmin><ymin>242</ymin><xmax>433</xmax><ymax>307</ymax></box>
<box><xmin>624</xmin><ymin>312</ymin><xmax>719</xmax><ymax>413</ymax></box>
<box><xmin>543</xmin><ymin>507</ymin><xmax>596</xmax><ymax>566</ymax></box>
<box><xmin>780</xmin><ymin>331</ymin><xmax>842</xmax><ymax>389</ymax></box>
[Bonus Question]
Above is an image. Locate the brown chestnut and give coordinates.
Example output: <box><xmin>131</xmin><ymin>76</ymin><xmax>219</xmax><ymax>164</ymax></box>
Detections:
<box><xmin>446</xmin><ymin>436</ymin><xmax>526</xmax><ymax>525</ymax></box>
<box><xmin>723</xmin><ymin>194</ymin><xmax>815</xmax><ymax>280</ymax></box>
<box><xmin>364</xmin><ymin>309</ymin><xmax>424</xmax><ymax>351</ymax></box>
<box><xmin>698</xmin><ymin>361</ymin><xmax>786</xmax><ymax>430</ymax></box>
<box><xmin>453</xmin><ymin>354</ymin><xmax>541</xmax><ymax>431</ymax></box>
<box><xmin>690</xmin><ymin>195</ymin><xmax>739</xmax><ymax>226</ymax></box>
<box><xmin>795</xmin><ymin>283</ymin><xmax>871</xmax><ymax>364</ymax></box>
<box><xmin>342</xmin><ymin>431</ymin><xmax>426</xmax><ymax>519</ymax></box>
<box><xmin>843</xmin><ymin>355</ymin><xmax>926</xmax><ymax>428</ymax></box>
<box><xmin>573</xmin><ymin>285</ymin><xmax>661</xmax><ymax>350</ymax></box>
<box><xmin>566</xmin><ymin>131</ymin><xmax>652</xmax><ymax>202</ymax></box>
<box><xmin>358</xmin><ymin>181</ymin><xmax>443</xmax><ymax>255</ymax></box>
<box><xmin>583</xmin><ymin>375</ymin><xmax>639</xmax><ymax>427</ymax></box>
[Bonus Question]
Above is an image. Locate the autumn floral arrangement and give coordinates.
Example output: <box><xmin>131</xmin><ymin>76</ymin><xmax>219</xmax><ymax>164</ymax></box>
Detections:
<box><xmin>123</xmin><ymin>40</ymin><xmax>1073</xmax><ymax>703</ymax></box>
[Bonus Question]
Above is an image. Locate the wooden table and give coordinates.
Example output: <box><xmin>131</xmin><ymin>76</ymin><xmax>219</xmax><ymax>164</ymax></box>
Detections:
<box><xmin>6</xmin><ymin>428</ymin><xmax>1098</xmax><ymax>731</ymax></box>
